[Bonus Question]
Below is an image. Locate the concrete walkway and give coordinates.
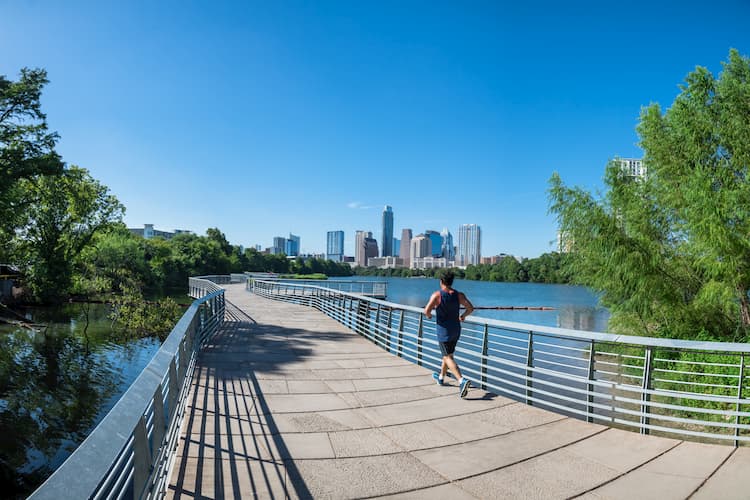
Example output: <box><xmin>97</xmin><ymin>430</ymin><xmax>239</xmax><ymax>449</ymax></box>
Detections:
<box><xmin>167</xmin><ymin>284</ymin><xmax>750</xmax><ymax>499</ymax></box>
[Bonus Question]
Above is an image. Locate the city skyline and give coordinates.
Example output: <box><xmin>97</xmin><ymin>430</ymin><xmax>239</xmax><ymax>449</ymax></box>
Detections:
<box><xmin>2</xmin><ymin>3</ymin><xmax>747</xmax><ymax>259</ymax></box>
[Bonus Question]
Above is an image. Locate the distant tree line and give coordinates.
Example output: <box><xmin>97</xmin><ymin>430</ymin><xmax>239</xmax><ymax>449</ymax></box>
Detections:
<box><xmin>354</xmin><ymin>252</ymin><xmax>573</xmax><ymax>284</ymax></box>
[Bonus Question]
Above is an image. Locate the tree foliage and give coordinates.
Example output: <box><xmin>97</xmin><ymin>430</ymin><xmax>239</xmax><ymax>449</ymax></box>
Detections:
<box><xmin>13</xmin><ymin>166</ymin><xmax>124</xmax><ymax>303</ymax></box>
<box><xmin>0</xmin><ymin>68</ymin><xmax>64</xmax><ymax>257</ymax></box>
<box><xmin>548</xmin><ymin>49</ymin><xmax>750</xmax><ymax>341</ymax></box>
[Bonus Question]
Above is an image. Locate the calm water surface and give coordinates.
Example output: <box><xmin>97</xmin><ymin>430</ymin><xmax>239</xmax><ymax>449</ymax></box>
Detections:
<box><xmin>0</xmin><ymin>303</ymin><xmax>161</xmax><ymax>498</ymax></box>
<box><xmin>337</xmin><ymin>276</ymin><xmax>610</xmax><ymax>332</ymax></box>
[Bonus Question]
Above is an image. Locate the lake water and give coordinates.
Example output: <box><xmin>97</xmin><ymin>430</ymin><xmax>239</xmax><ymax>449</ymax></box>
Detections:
<box><xmin>335</xmin><ymin>276</ymin><xmax>610</xmax><ymax>332</ymax></box>
<box><xmin>0</xmin><ymin>303</ymin><xmax>161</xmax><ymax>498</ymax></box>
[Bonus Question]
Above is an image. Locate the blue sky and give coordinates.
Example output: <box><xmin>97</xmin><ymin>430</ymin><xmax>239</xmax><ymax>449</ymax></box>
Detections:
<box><xmin>2</xmin><ymin>1</ymin><xmax>748</xmax><ymax>258</ymax></box>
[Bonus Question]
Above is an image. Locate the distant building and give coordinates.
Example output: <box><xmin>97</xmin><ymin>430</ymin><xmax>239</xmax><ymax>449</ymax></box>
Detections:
<box><xmin>425</xmin><ymin>230</ymin><xmax>443</xmax><ymax>258</ymax></box>
<box><xmin>364</xmin><ymin>236</ymin><xmax>379</xmax><ymax>264</ymax></box>
<box><xmin>128</xmin><ymin>224</ymin><xmax>190</xmax><ymax>240</ymax></box>
<box><xmin>381</xmin><ymin>205</ymin><xmax>394</xmax><ymax>257</ymax></box>
<box><xmin>355</xmin><ymin>231</ymin><xmax>368</xmax><ymax>267</ymax></box>
<box><xmin>410</xmin><ymin>234</ymin><xmax>432</xmax><ymax>262</ymax></box>
<box><xmin>326</xmin><ymin>230</ymin><xmax>345</xmax><ymax>262</ymax></box>
<box><xmin>441</xmin><ymin>228</ymin><xmax>454</xmax><ymax>261</ymax></box>
<box><xmin>272</xmin><ymin>236</ymin><xmax>286</xmax><ymax>255</ymax></box>
<box><xmin>619</xmin><ymin>158</ymin><xmax>646</xmax><ymax>180</ymax></box>
<box><xmin>558</xmin><ymin>230</ymin><xmax>574</xmax><ymax>253</ymax></box>
<box><xmin>412</xmin><ymin>256</ymin><xmax>453</xmax><ymax>270</ymax></box>
<box><xmin>400</xmin><ymin>229</ymin><xmax>412</xmax><ymax>268</ymax></box>
<box><xmin>457</xmin><ymin>224</ymin><xmax>481</xmax><ymax>266</ymax></box>
<box><xmin>367</xmin><ymin>256</ymin><xmax>404</xmax><ymax>269</ymax></box>
<box><xmin>286</xmin><ymin>233</ymin><xmax>300</xmax><ymax>257</ymax></box>
<box><xmin>481</xmin><ymin>254</ymin><xmax>510</xmax><ymax>265</ymax></box>
<box><xmin>393</xmin><ymin>238</ymin><xmax>400</xmax><ymax>257</ymax></box>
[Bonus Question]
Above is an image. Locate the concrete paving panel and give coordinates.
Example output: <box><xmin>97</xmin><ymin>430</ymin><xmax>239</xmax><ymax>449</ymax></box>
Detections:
<box><xmin>692</xmin><ymin>448</ymin><xmax>750</xmax><ymax>500</ymax></box>
<box><xmin>287</xmin><ymin>380</ymin><xmax>335</xmax><ymax>394</ymax></box>
<box><xmin>290</xmin><ymin>454</ymin><xmax>446</xmax><ymax>498</ymax></box>
<box><xmin>412</xmin><ymin>418</ymin><xmax>605</xmax><ymax>481</ymax></box>
<box><xmin>378</xmin><ymin>421</ymin><xmax>460</xmax><ymax>450</ymax></box>
<box><xmin>458</xmin><ymin>446</ymin><xmax>621</xmax><ymax>500</ymax></box>
<box><xmin>276</xmin><ymin>432</ymin><xmax>335</xmax><ymax>459</ymax></box>
<box><xmin>167</xmin><ymin>456</ymin><xmax>294</xmax><ymax>500</ymax></box>
<box><xmin>433</xmin><ymin>403</ymin><xmax>558</xmax><ymax>441</ymax></box>
<box><xmin>327</xmin><ymin>428</ymin><xmax>403</xmax><ymax>457</ymax></box>
<box><xmin>564</xmin><ymin>428</ymin><xmax>679</xmax><ymax>473</ymax></box>
<box><xmin>352</xmin><ymin>375</ymin><xmax>430</xmax><ymax>391</ymax></box>
<box><xmin>261</xmin><ymin>393</ymin><xmax>353</xmax><ymax>413</ymax></box>
<box><xmin>378</xmin><ymin>483</ymin><xmax>478</xmax><ymax>499</ymax></box>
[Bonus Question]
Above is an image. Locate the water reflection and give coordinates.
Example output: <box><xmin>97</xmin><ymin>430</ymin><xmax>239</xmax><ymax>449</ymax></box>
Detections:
<box><xmin>0</xmin><ymin>304</ymin><xmax>160</xmax><ymax>498</ymax></box>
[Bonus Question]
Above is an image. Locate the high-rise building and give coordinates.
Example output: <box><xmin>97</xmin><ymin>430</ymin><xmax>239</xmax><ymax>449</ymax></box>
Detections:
<box><xmin>365</xmin><ymin>235</ymin><xmax>379</xmax><ymax>264</ymax></box>
<box><xmin>393</xmin><ymin>238</ymin><xmax>400</xmax><ymax>257</ymax></box>
<box><xmin>272</xmin><ymin>236</ymin><xmax>286</xmax><ymax>255</ymax></box>
<box><xmin>425</xmin><ymin>230</ymin><xmax>443</xmax><ymax>258</ymax></box>
<box><xmin>326</xmin><ymin>230</ymin><xmax>345</xmax><ymax>262</ymax></box>
<box><xmin>457</xmin><ymin>224</ymin><xmax>481</xmax><ymax>266</ymax></box>
<box><xmin>400</xmin><ymin>229</ymin><xmax>412</xmax><ymax>268</ymax></box>
<box><xmin>441</xmin><ymin>228</ymin><xmax>455</xmax><ymax>261</ymax></box>
<box><xmin>381</xmin><ymin>205</ymin><xmax>394</xmax><ymax>257</ymax></box>
<box><xmin>286</xmin><ymin>233</ymin><xmax>300</xmax><ymax>256</ymax></box>
<box><xmin>355</xmin><ymin>231</ymin><xmax>379</xmax><ymax>267</ymax></box>
<box><xmin>355</xmin><ymin>231</ymin><xmax>368</xmax><ymax>267</ymax></box>
<box><xmin>619</xmin><ymin>158</ymin><xmax>646</xmax><ymax>180</ymax></box>
<box><xmin>410</xmin><ymin>233</ymin><xmax>432</xmax><ymax>262</ymax></box>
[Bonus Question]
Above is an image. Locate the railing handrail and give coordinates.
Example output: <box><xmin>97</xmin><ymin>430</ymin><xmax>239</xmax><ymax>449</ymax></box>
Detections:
<box><xmin>249</xmin><ymin>278</ymin><xmax>750</xmax><ymax>353</ymax></box>
<box><xmin>250</xmin><ymin>278</ymin><xmax>750</xmax><ymax>444</ymax></box>
<box><xmin>30</xmin><ymin>277</ymin><xmax>227</xmax><ymax>500</ymax></box>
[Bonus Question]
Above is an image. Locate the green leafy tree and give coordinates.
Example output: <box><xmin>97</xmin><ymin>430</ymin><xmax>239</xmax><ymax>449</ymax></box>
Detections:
<box><xmin>0</xmin><ymin>68</ymin><xmax>64</xmax><ymax>258</ymax></box>
<box><xmin>14</xmin><ymin>166</ymin><xmax>125</xmax><ymax>303</ymax></box>
<box><xmin>549</xmin><ymin>49</ymin><xmax>750</xmax><ymax>341</ymax></box>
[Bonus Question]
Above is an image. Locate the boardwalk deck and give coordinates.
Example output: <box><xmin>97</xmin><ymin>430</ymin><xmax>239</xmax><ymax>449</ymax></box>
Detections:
<box><xmin>167</xmin><ymin>284</ymin><xmax>750</xmax><ymax>499</ymax></box>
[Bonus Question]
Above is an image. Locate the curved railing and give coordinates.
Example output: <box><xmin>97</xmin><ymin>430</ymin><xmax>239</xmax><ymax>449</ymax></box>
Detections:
<box><xmin>30</xmin><ymin>277</ymin><xmax>227</xmax><ymax>500</ymax></box>
<box><xmin>249</xmin><ymin>278</ymin><xmax>750</xmax><ymax>445</ymax></box>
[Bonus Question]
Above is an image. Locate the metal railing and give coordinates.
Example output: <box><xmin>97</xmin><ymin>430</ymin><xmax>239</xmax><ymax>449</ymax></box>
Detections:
<box><xmin>247</xmin><ymin>276</ymin><xmax>387</xmax><ymax>298</ymax></box>
<box><xmin>250</xmin><ymin>279</ymin><xmax>750</xmax><ymax>445</ymax></box>
<box><xmin>30</xmin><ymin>277</ymin><xmax>226</xmax><ymax>500</ymax></box>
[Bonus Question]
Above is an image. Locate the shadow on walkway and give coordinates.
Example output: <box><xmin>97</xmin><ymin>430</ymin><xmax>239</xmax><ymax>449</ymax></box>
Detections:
<box><xmin>167</xmin><ymin>302</ymin><xmax>328</xmax><ymax>499</ymax></box>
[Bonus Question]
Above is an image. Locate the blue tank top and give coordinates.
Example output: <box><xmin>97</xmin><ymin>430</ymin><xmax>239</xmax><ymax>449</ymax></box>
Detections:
<box><xmin>435</xmin><ymin>289</ymin><xmax>461</xmax><ymax>342</ymax></box>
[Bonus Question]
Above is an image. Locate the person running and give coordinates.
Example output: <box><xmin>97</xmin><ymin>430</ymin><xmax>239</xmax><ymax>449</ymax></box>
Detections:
<box><xmin>423</xmin><ymin>270</ymin><xmax>475</xmax><ymax>398</ymax></box>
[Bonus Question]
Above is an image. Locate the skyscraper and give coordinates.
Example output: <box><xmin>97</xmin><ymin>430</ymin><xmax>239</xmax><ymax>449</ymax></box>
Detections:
<box><xmin>381</xmin><ymin>205</ymin><xmax>394</xmax><ymax>257</ymax></box>
<box><xmin>425</xmin><ymin>230</ymin><xmax>443</xmax><ymax>258</ymax></box>
<box><xmin>286</xmin><ymin>233</ymin><xmax>300</xmax><ymax>256</ymax></box>
<box><xmin>327</xmin><ymin>230</ymin><xmax>345</xmax><ymax>261</ymax></box>
<box><xmin>272</xmin><ymin>236</ymin><xmax>286</xmax><ymax>255</ymax></box>
<box><xmin>355</xmin><ymin>230</ymin><xmax>368</xmax><ymax>267</ymax></box>
<box><xmin>364</xmin><ymin>235</ymin><xmax>379</xmax><ymax>265</ymax></box>
<box><xmin>400</xmin><ymin>229</ymin><xmax>412</xmax><ymax>268</ymax></box>
<box><xmin>458</xmin><ymin>224</ymin><xmax>481</xmax><ymax>266</ymax></box>
<box><xmin>619</xmin><ymin>158</ymin><xmax>646</xmax><ymax>179</ymax></box>
<box><xmin>410</xmin><ymin>234</ymin><xmax>432</xmax><ymax>261</ymax></box>
<box><xmin>441</xmin><ymin>228</ymin><xmax>454</xmax><ymax>261</ymax></box>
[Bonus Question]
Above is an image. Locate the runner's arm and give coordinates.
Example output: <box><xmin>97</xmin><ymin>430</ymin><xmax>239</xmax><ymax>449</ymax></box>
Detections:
<box><xmin>424</xmin><ymin>292</ymin><xmax>440</xmax><ymax>319</ymax></box>
<box><xmin>459</xmin><ymin>293</ymin><xmax>474</xmax><ymax>321</ymax></box>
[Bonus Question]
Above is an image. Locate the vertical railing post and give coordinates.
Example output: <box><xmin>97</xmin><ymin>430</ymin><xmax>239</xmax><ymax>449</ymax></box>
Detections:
<box><xmin>481</xmin><ymin>324</ymin><xmax>489</xmax><ymax>390</ymax></box>
<box><xmin>526</xmin><ymin>333</ymin><xmax>534</xmax><ymax>405</ymax></box>
<box><xmin>640</xmin><ymin>346</ymin><xmax>654</xmax><ymax>435</ymax></box>
<box><xmin>151</xmin><ymin>385</ymin><xmax>166</xmax><ymax>458</ymax></box>
<box><xmin>386</xmin><ymin>307</ymin><xmax>393</xmax><ymax>353</ymax></box>
<box><xmin>735</xmin><ymin>354</ymin><xmax>745</xmax><ymax>447</ymax></box>
<box><xmin>587</xmin><ymin>341</ymin><xmax>596</xmax><ymax>423</ymax></box>
<box><xmin>417</xmin><ymin>314</ymin><xmax>424</xmax><ymax>366</ymax></box>
<box><xmin>397</xmin><ymin>310</ymin><xmax>405</xmax><ymax>358</ymax></box>
<box><xmin>132</xmin><ymin>415</ymin><xmax>151</xmax><ymax>499</ymax></box>
<box><xmin>374</xmin><ymin>304</ymin><xmax>382</xmax><ymax>345</ymax></box>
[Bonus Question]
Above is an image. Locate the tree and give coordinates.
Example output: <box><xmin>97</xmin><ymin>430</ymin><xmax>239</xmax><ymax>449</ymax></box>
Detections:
<box><xmin>548</xmin><ymin>49</ymin><xmax>750</xmax><ymax>341</ymax></box>
<box><xmin>0</xmin><ymin>68</ymin><xmax>64</xmax><ymax>258</ymax></box>
<box><xmin>14</xmin><ymin>166</ymin><xmax>125</xmax><ymax>303</ymax></box>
